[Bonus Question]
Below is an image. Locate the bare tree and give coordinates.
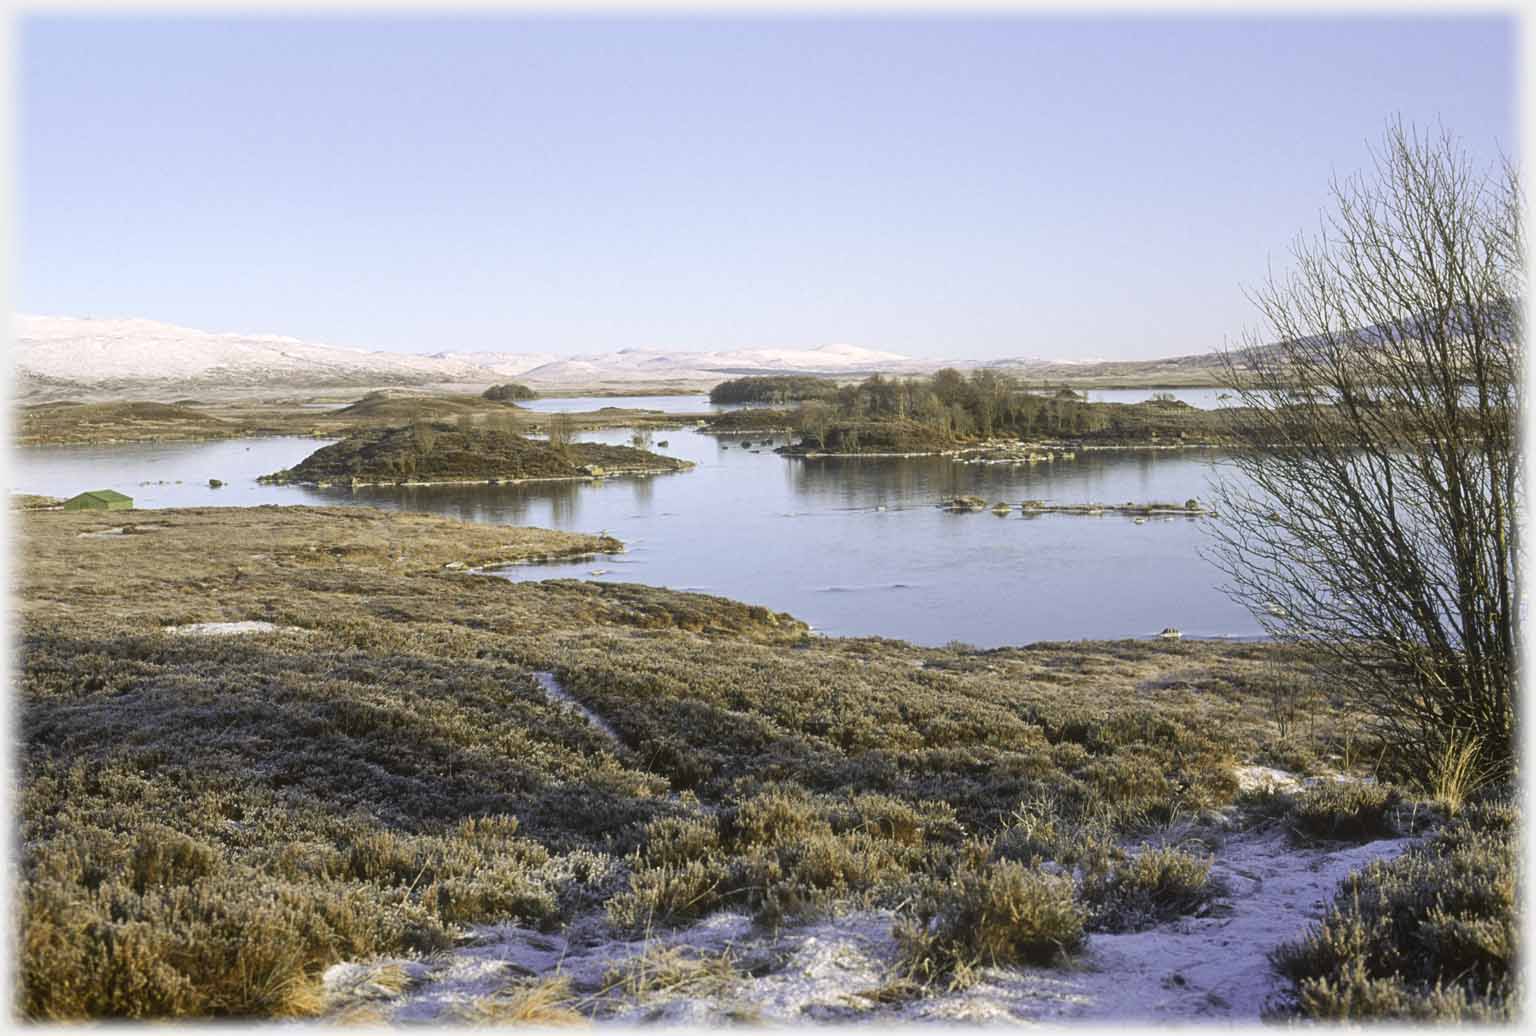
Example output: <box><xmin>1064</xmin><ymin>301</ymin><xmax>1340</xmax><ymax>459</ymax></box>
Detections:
<box><xmin>546</xmin><ymin>412</ymin><xmax>574</xmax><ymax>456</ymax></box>
<box><xmin>411</xmin><ymin>418</ymin><xmax>438</xmax><ymax>455</ymax></box>
<box><xmin>1209</xmin><ymin>119</ymin><xmax>1521</xmax><ymax>780</ymax></box>
<box><xmin>798</xmin><ymin>401</ymin><xmax>834</xmax><ymax>450</ymax></box>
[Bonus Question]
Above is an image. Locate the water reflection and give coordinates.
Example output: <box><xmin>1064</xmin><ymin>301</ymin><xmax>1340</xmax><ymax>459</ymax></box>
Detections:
<box><xmin>518</xmin><ymin>387</ymin><xmax>1236</xmax><ymax>413</ymax></box>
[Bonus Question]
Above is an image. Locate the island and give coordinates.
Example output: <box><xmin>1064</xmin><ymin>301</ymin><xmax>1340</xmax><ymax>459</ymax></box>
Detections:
<box><xmin>258</xmin><ymin>423</ymin><xmax>694</xmax><ymax>487</ymax></box>
<box><xmin>695</xmin><ymin>372</ymin><xmax>1248</xmax><ymax>457</ymax></box>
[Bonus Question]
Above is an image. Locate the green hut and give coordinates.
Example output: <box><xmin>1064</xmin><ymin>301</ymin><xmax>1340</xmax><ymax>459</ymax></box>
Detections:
<box><xmin>62</xmin><ymin>489</ymin><xmax>133</xmax><ymax>512</ymax></box>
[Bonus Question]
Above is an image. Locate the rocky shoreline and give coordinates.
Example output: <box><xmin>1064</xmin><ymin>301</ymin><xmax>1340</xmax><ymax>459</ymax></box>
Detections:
<box><xmin>777</xmin><ymin>439</ymin><xmax>1228</xmax><ymax>460</ymax></box>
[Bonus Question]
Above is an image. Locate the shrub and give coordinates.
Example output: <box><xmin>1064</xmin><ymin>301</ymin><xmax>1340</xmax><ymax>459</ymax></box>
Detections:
<box><xmin>18</xmin><ymin>870</ymin><xmax>397</xmax><ymax>1019</ymax></box>
<box><xmin>481</xmin><ymin>382</ymin><xmax>536</xmax><ymax>402</ymax></box>
<box><xmin>896</xmin><ymin>862</ymin><xmax>1085</xmax><ymax>989</ymax></box>
<box><xmin>1287</xmin><ymin>781</ymin><xmax>1402</xmax><ymax>843</ymax></box>
<box><xmin>635</xmin><ymin>816</ymin><xmax>722</xmax><ymax>867</ymax></box>
<box><xmin>130</xmin><ymin>825</ymin><xmax>221</xmax><ymax>893</ymax></box>
<box><xmin>990</xmin><ymin>793</ymin><xmax>1115</xmax><ymax>871</ymax></box>
<box><xmin>836</xmin><ymin>794</ymin><xmax>963</xmax><ymax>848</ymax></box>
<box><xmin>605</xmin><ymin>859</ymin><xmax>729</xmax><ymax>932</ymax></box>
<box><xmin>729</xmin><ymin>786</ymin><xmax>832</xmax><ymax>847</ymax></box>
<box><xmin>609</xmin><ymin>786</ymin><xmax>946</xmax><ymax>932</ymax></box>
<box><xmin>1079</xmin><ymin>845</ymin><xmax>1218</xmax><ymax>932</ymax></box>
<box><xmin>1269</xmin><ymin>797</ymin><xmax>1517</xmax><ymax>1021</ymax></box>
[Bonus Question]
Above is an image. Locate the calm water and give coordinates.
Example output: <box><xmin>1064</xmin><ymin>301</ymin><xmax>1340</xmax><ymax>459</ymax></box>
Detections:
<box><xmin>11</xmin><ymin>438</ymin><xmax>337</xmax><ymax>509</ymax></box>
<box><xmin>12</xmin><ymin>426</ymin><xmax>1260</xmax><ymax>646</ymax></box>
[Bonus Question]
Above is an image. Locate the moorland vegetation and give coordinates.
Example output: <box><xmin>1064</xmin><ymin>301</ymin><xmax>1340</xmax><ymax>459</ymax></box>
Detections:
<box><xmin>15</xmin><ymin>506</ymin><xmax>1514</xmax><ymax>1021</ymax></box>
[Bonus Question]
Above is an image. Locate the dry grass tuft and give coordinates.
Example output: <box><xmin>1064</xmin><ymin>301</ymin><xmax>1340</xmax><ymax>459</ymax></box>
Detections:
<box><xmin>324</xmin><ymin>961</ymin><xmax>416</xmax><ymax>1010</ymax></box>
<box><xmin>600</xmin><ymin>944</ymin><xmax>743</xmax><ymax>1002</ymax></box>
<box><xmin>1428</xmin><ymin>731</ymin><xmax>1493</xmax><ymax>816</ymax></box>
<box><xmin>456</xmin><ymin>976</ymin><xmax>587</xmax><ymax>1026</ymax></box>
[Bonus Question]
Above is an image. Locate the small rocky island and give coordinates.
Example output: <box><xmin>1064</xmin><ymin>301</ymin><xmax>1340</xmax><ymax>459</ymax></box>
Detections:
<box><xmin>942</xmin><ymin>495</ymin><xmax>1214</xmax><ymax>517</ymax></box>
<box><xmin>259</xmin><ymin>424</ymin><xmax>694</xmax><ymax>487</ymax></box>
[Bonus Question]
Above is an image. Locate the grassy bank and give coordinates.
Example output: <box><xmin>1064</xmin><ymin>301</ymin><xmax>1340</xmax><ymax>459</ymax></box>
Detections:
<box><xmin>17</xmin><ymin>401</ymin><xmax>247</xmax><ymax>445</ymax></box>
<box><xmin>13</xmin><ymin>506</ymin><xmax>1496</xmax><ymax>1020</ymax></box>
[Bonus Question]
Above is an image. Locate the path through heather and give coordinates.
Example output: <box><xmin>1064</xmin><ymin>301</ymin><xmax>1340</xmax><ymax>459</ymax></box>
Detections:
<box><xmin>321</xmin><ymin>816</ymin><xmax>1411</xmax><ymax>1024</ymax></box>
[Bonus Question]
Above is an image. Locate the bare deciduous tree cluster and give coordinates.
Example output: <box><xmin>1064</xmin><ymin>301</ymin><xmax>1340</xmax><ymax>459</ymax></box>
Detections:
<box><xmin>1211</xmin><ymin>120</ymin><xmax>1520</xmax><ymax>779</ymax></box>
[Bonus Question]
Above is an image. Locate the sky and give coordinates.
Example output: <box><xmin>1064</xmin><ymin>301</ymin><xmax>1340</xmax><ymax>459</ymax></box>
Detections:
<box><xmin>15</xmin><ymin>13</ymin><xmax>1518</xmax><ymax>362</ymax></box>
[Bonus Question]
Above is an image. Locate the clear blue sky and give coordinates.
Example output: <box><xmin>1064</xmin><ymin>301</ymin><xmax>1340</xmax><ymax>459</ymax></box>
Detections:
<box><xmin>16</xmin><ymin>14</ymin><xmax>1516</xmax><ymax>361</ymax></box>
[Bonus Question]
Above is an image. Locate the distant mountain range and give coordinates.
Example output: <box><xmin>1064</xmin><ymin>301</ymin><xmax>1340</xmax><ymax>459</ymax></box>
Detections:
<box><xmin>11</xmin><ymin>314</ymin><xmax>1229</xmax><ymax>398</ymax></box>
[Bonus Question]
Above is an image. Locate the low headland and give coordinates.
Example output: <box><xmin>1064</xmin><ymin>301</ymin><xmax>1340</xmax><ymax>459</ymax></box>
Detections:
<box><xmin>17</xmin><ymin>390</ymin><xmax>699</xmax><ymax>447</ymax></box>
<box><xmin>15</xmin><ymin>504</ymin><xmax>1514</xmax><ymax>1023</ymax></box>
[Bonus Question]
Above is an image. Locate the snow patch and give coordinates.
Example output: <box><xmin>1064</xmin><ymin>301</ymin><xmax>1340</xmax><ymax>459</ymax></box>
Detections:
<box><xmin>165</xmin><ymin>621</ymin><xmax>298</xmax><ymax>637</ymax></box>
<box><xmin>1234</xmin><ymin>765</ymin><xmax>1377</xmax><ymax>795</ymax></box>
<box><xmin>1234</xmin><ymin>764</ymin><xmax>1307</xmax><ymax>794</ymax></box>
<box><xmin>532</xmin><ymin>671</ymin><xmax>624</xmax><ymax>745</ymax></box>
<box><xmin>317</xmin><ymin>824</ymin><xmax>1411</xmax><ymax>1025</ymax></box>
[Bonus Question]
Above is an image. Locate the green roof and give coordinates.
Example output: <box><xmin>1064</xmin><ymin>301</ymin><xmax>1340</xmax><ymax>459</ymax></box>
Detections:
<box><xmin>70</xmin><ymin>490</ymin><xmax>132</xmax><ymax>503</ymax></box>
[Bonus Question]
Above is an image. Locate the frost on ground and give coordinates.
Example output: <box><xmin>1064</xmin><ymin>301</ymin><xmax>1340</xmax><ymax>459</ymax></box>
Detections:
<box><xmin>1234</xmin><ymin>764</ymin><xmax>1374</xmax><ymax>795</ymax></box>
<box><xmin>318</xmin><ymin>812</ymin><xmax>1412</xmax><ymax>1025</ymax></box>
<box><xmin>77</xmin><ymin>523</ymin><xmax>169</xmax><ymax>538</ymax></box>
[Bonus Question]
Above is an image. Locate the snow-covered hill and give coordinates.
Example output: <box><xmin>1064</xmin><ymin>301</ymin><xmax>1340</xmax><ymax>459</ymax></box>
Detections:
<box><xmin>13</xmin><ymin>315</ymin><xmax>492</xmax><ymax>390</ymax></box>
<box><xmin>13</xmin><ymin>315</ymin><xmax>955</xmax><ymax>394</ymax></box>
<box><xmin>510</xmin><ymin>343</ymin><xmax>943</xmax><ymax>384</ymax></box>
<box><xmin>429</xmin><ymin>350</ymin><xmax>562</xmax><ymax>378</ymax></box>
<box><xmin>12</xmin><ymin>313</ymin><xmax>1184</xmax><ymax>398</ymax></box>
